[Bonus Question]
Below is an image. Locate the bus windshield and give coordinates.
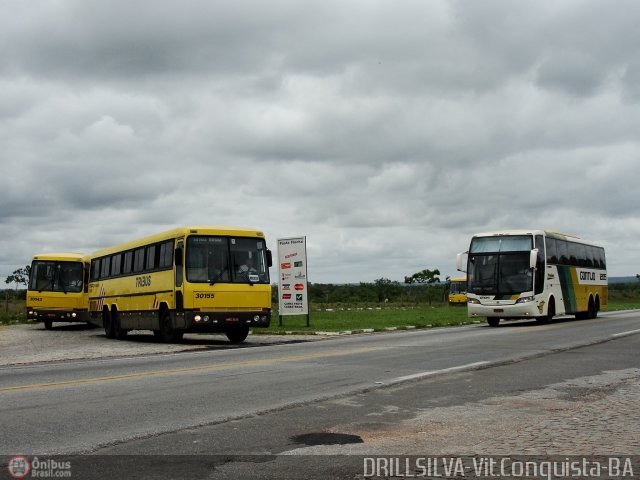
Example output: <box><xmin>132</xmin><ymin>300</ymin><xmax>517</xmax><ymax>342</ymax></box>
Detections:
<box><xmin>29</xmin><ymin>261</ymin><xmax>84</xmax><ymax>293</ymax></box>
<box><xmin>468</xmin><ymin>235</ymin><xmax>533</xmax><ymax>296</ymax></box>
<box><xmin>186</xmin><ymin>235</ymin><xmax>270</xmax><ymax>284</ymax></box>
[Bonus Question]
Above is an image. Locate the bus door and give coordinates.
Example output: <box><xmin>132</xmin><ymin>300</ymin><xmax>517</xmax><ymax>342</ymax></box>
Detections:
<box><xmin>175</xmin><ymin>238</ymin><xmax>184</xmax><ymax>311</ymax></box>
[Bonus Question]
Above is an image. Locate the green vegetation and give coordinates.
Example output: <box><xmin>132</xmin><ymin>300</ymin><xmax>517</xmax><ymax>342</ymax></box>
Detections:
<box><xmin>268</xmin><ymin>304</ymin><xmax>470</xmax><ymax>333</ymax></box>
<box><xmin>268</xmin><ymin>280</ymin><xmax>640</xmax><ymax>334</ymax></box>
<box><xmin>0</xmin><ymin>290</ymin><xmax>27</xmax><ymax>325</ymax></box>
<box><xmin>3</xmin><ymin>280</ymin><xmax>640</xmax><ymax>329</ymax></box>
<box><xmin>608</xmin><ymin>281</ymin><xmax>640</xmax><ymax>311</ymax></box>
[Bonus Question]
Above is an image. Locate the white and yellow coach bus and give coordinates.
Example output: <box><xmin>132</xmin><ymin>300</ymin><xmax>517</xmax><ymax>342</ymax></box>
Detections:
<box><xmin>26</xmin><ymin>252</ymin><xmax>90</xmax><ymax>329</ymax></box>
<box><xmin>456</xmin><ymin>230</ymin><xmax>607</xmax><ymax>327</ymax></box>
<box><xmin>88</xmin><ymin>226</ymin><xmax>272</xmax><ymax>343</ymax></box>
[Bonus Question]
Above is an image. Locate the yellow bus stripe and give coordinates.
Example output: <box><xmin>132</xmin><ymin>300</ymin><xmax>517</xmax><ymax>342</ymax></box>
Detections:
<box><xmin>0</xmin><ymin>347</ymin><xmax>383</xmax><ymax>394</ymax></box>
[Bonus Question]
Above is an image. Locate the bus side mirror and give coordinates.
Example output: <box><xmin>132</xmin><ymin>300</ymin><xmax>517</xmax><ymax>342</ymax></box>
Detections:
<box><xmin>175</xmin><ymin>247</ymin><xmax>183</xmax><ymax>266</ymax></box>
<box><xmin>266</xmin><ymin>249</ymin><xmax>273</xmax><ymax>268</ymax></box>
<box><xmin>530</xmin><ymin>249</ymin><xmax>538</xmax><ymax>269</ymax></box>
<box><xmin>456</xmin><ymin>252</ymin><xmax>467</xmax><ymax>272</ymax></box>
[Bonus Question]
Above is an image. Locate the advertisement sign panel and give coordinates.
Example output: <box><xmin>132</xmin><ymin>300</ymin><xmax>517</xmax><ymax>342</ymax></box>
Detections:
<box><xmin>277</xmin><ymin>237</ymin><xmax>308</xmax><ymax>315</ymax></box>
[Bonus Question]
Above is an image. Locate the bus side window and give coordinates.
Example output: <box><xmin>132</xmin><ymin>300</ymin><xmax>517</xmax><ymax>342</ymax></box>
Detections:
<box><xmin>557</xmin><ymin>240</ymin><xmax>569</xmax><ymax>265</ymax></box>
<box><xmin>575</xmin><ymin>243</ymin><xmax>587</xmax><ymax>267</ymax></box>
<box><xmin>584</xmin><ymin>246</ymin><xmax>594</xmax><ymax>268</ymax></box>
<box><xmin>91</xmin><ymin>259</ymin><xmax>100</xmax><ymax>281</ymax></box>
<box><xmin>134</xmin><ymin>248</ymin><xmax>145</xmax><ymax>273</ymax></box>
<box><xmin>100</xmin><ymin>257</ymin><xmax>110</xmax><ymax>278</ymax></box>
<box><xmin>123</xmin><ymin>251</ymin><xmax>133</xmax><ymax>274</ymax></box>
<box><xmin>596</xmin><ymin>247</ymin><xmax>606</xmax><ymax>269</ymax></box>
<box><xmin>546</xmin><ymin>238</ymin><xmax>558</xmax><ymax>264</ymax></box>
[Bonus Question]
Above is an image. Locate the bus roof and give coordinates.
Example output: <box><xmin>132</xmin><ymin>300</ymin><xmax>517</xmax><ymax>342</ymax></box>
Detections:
<box><xmin>32</xmin><ymin>252</ymin><xmax>86</xmax><ymax>262</ymax></box>
<box><xmin>450</xmin><ymin>275</ymin><xmax>466</xmax><ymax>282</ymax></box>
<box><xmin>89</xmin><ymin>225</ymin><xmax>266</xmax><ymax>258</ymax></box>
<box><xmin>470</xmin><ymin>229</ymin><xmax>603</xmax><ymax>247</ymax></box>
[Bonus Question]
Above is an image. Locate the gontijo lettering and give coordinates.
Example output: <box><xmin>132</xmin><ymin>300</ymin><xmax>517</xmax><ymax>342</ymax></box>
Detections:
<box><xmin>580</xmin><ymin>271</ymin><xmax>596</xmax><ymax>281</ymax></box>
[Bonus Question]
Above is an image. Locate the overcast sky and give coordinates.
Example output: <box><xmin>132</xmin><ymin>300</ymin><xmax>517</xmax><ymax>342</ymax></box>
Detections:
<box><xmin>2</xmin><ymin>0</ymin><xmax>640</xmax><ymax>284</ymax></box>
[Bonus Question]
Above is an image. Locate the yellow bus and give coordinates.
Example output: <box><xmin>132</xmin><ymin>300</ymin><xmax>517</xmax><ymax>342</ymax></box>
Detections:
<box><xmin>457</xmin><ymin>230</ymin><xmax>607</xmax><ymax>326</ymax></box>
<box><xmin>448</xmin><ymin>275</ymin><xmax>467</xmax><ymax>305</ymax></box>
<box><xmin>26</xmin><ymin>252</ymin><xmax>90</xmax><ymax>329</ymax></box>
<box><xmin>88</xmin><ymin>226</ymin><xmax>272</xmax><ymax>343</ymax></box>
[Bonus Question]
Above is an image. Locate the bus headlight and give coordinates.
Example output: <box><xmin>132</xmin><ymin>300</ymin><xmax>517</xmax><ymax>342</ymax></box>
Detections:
<box><xmin>195</xmin><ymin>315</ymin><xmax>202</xmax><ymax>322</ymax></box>
<box><xmin>468</xmin><ymin>298</ymin><xmax>480</xmax><ymax>305</ymax></box>
<box><xmin>516</xmin><ymin>296</ymin><xmax>534</xmax><ymax>304</ymax></box>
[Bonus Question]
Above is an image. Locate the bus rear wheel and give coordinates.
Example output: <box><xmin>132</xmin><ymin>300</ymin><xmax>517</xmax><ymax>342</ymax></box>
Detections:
<box><xmin>104</xmin><ymin>310</ymin><xmax>116</xmax><ymax>339</ymax></box>
<box><xmin>112</xmin><ymin>309</ymin><xmax>128</xmax><ymax>340</ymax></box>
<box><xmin>588</xmin><ymin>297</ymin><xmax>598</xmax><ymax>319</ymax></box>
<box><xmin>226</xmin><ymin>326</ymin><xmax>250</xmax><ymax>343</ymax></box>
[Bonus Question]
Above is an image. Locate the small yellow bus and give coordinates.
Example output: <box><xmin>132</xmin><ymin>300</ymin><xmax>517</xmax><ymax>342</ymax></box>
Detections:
<box><xmin>448</xmin><ymin>275</ymin><xmax>467</xmax><ymax>305</ymax></box>
<box><xmin>88</xmin><ymin>226</ymin><xmax>272</xmax><ymax>343</ymax></box>
<box><xmin>26</xmin><ymin>252</ymin><xmax>90</xmax><ymax>329</ymax></box>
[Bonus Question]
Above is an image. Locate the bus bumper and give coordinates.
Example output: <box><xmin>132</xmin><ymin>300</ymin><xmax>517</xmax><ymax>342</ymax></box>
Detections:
<box><xmin>467</xmin><ymin>301</ymin><xmax>541</xmax><ymax>319</ymax></box>
<box><xmin>177</xmin><ymin>310</ymin><xmax>271</xmax><ymax>331</ymax></box>
<box><xmin>26</xmin><ymin>309</ymin><xmax>91</xmax><ymax>323</ymax></box>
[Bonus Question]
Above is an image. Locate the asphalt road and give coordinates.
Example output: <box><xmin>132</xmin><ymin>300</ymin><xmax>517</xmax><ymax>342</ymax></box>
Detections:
<box><xmin>1</xmin><ymin>310</ymin><xmax>640</xmax><ymax>478</ymax></box>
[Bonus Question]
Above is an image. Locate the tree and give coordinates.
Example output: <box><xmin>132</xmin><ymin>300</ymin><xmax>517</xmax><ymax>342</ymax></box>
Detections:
<box><xmin>373</xmin><ymin>277</ymin><xmax>401</xmax><ymax>302</ymax></box>
<box><xmin>404</xmin><ymin>268</ymin><xmax>443</xmax><ymax>306</ymax></box>
<box><xmin>404</xmin><ymin>268</ymin><xmax>441</xmax><ymax>284</ymax></box>
<box><xmin>5</xmin><ymin>266</ymin><xmax>30</xmax><ymax>290</ymax></box>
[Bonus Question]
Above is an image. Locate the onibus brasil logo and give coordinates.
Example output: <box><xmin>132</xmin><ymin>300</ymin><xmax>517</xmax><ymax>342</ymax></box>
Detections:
<box><xmin>7</xmin><ymin>456</ymin><xmax>30</xmax><ymax>479</ymax></box>
<box><xmin>7</xmin><ymin>455</ymin><xmax>72</xmax><ymax>478</ymax></box>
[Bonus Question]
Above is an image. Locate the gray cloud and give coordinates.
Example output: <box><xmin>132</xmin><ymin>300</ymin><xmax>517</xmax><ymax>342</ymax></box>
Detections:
<box><xmin>1</xmin><ymin>0</ymin><xmax>639</xmax><ymax>282</ymax></box>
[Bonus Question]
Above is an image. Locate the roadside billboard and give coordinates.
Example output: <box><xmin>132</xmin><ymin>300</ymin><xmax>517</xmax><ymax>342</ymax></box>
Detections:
<box><xmin>277</xmin><ymin>237</ymin><xmax>308</xmax><ymax>316</ymax></box>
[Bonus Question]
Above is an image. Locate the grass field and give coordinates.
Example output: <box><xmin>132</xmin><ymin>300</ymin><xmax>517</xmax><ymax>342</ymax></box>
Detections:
<box><xmin>267</xmin><ymin>297</ymin><xmax>640</xmax><ymax>333</ymax></box>
<box><xmin>268</xmin><ymin>305</ymin><xmax>470</xmax><ymax>333</ymax></box>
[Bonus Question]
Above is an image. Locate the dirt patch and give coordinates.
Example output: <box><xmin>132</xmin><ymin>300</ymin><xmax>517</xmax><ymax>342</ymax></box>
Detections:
<box><xmin>0</xmin><ymin>322</ymin><xmax>326</xmax><ymax>367</ymax></box>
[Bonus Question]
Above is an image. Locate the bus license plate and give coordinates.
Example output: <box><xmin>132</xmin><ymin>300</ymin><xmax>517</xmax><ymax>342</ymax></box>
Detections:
<box><xmin>493</xmin><ymin>308</ymin><xmax>504</xmax><ymax>313</ymax></box>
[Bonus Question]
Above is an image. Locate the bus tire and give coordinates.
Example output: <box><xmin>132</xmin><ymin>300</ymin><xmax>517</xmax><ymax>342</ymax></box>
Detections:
<box><xmin>104</xmin><ymin>309</ymin><xmax>116</xmax><ymax>339</ymax></box>
<box><xmin>112</xmin><ymin>308</ymin><xmax>128</xmax><ymax>340</ymax></box>
<box><xmin>487</xmin><ymin>317</ymin><xmax>500</xmax><ymax>327</ymax></box>
<box><xmin>226</xmin><ymin>326</ymin><xmax>250</xmax><ymax>343</ymax></box>
<box><xmin>44</xmin><ymin>319</ymin><xmax>53</xmax><ymax>330</ymax></box>
<box><xmin>157</xmin><ymin>309</ymin><xmax>183</xmax><ymax>343</ymax></box>
<box><xmin>538</xmin><ymin>298</ymin><xmax>554</xmax><ymax>324</ymax></box>
<box><xmin>588</xmin><ymin>297</ymin><xmax>598</xmax><ymax>319</ymax></box>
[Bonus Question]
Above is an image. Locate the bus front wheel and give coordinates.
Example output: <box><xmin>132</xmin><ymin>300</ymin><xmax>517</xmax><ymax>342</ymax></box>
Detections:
<box><xmin>156</xmin><ymin>309</ymin><xmax>184</xmax><ymax>343</ymax></box>
<box><xmin>537</xmin><ymin>298</ymin><xmax>555</xmax><ymax>324</ymax></box>
<box><xmin>44</xmin><ymin>319</ymin><xmax>53</xmax><ymax>330</ymax></box>
<box><xmin>487</xmin><ymin>317</ymin><xmax>500</xmax><ymax>327</ymax></box>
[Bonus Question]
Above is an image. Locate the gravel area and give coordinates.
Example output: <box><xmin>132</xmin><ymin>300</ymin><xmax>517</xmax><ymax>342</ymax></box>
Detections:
<box><xmin>286</xmin><ymin>368</ymin><xmax>640</xmax><ymax>456</ymax></box>
<box><xmin>0</xmin><ymin>322</ymin><xmax>326</xmax><ymax>367</ymax></box>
